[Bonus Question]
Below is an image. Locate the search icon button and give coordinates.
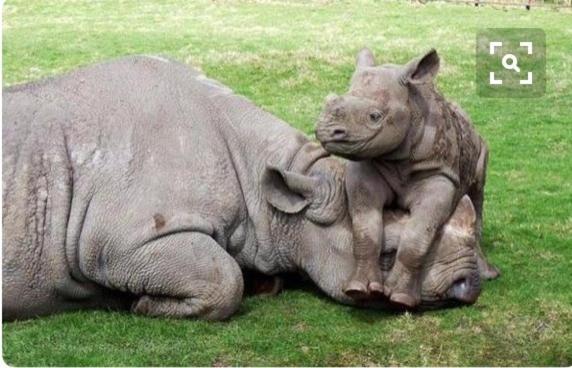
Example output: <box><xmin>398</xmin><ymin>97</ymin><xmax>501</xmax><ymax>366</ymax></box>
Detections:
<box><xmin>502</xmin><ymin>54</ymin><xmax>520</xmax><ymax>73</ymax></box>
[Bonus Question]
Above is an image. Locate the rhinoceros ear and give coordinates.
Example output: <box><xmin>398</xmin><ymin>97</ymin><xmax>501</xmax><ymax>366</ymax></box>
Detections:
<box><xmin>356</xmin><ymin>48</ymin><xmax>376</xmax><ymax>69</ymax></box>
<box><xmin>402</xmin><ymin>48</ymin><xmax>440</xmax><ymax>85</ymax></box>
<box><xmin>262</xmin><ymin>165</ymin><xmax>319</xmax><ymax>214</ymax></box>
<box><xmin>447</xmin><ymin>195</ymin><xmax>476</xmax><ymax>235</ymax></box>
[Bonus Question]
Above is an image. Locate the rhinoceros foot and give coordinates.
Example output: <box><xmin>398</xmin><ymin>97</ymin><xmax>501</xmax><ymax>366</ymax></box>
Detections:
<box><xmin>343</xmin><ymin>266</ymin><xmax>385</xmax><ymax>300</ymax></box>
<box><xmin>384</xmin><ymin>263</ymin><xmax>421</xmax><ymax>309</ymax></box>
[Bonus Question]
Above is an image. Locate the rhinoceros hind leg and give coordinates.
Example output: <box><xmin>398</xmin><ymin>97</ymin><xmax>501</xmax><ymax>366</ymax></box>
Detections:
<box><xmin>94</xmin><ymin>232</ymin><xmax>243</xmax><ymax>320</ymax></box>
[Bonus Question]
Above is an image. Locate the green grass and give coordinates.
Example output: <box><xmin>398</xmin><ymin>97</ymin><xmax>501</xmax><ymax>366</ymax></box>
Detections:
<box><xmin>3</xmin><ymin>0</ymin><xmax>571</xmax><ymax>365</ymax></box>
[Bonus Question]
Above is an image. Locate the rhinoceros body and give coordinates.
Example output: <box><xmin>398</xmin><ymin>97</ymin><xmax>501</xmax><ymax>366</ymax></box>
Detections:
<box><xmin>315</xmin><ymin>48</ymin><xmax>499</xmax><ymax>308</ymax></box>
<box><xmin>3</xmin><ymin>56</ymin><xmax>363</xmax><ymax>320</ymax></box>
<box><xmin>3</xmin><ymin>56</ymin><xmax>482</xmax><ymax>320</ymax></box>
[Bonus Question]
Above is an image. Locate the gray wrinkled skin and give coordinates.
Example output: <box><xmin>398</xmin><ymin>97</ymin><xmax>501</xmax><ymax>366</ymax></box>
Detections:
<box><xmin>383</xmin><ymin>195</ymin><xmax>482</xmax><ymax>307</ymax></box>
<box><xmin>3</xmin><ymin>56</ymin><xmax>483</xmax><ymax>321</ymax></box>
<box><xmin>315</xmin><ymin>48</ymin><xmax>499</xmax><ymax>307</ymax></box>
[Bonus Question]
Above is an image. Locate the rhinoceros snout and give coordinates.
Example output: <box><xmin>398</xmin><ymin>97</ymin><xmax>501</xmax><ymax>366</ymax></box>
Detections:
<box><xmin>317</xmin><ymin>126</ymin><xmax>347</xmax><ymax>142</ymax></box>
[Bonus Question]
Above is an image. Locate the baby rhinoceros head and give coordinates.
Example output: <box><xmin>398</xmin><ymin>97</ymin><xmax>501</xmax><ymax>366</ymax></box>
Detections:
<box><xmin>315</xmin><ymin>47</ymin><xmax>440</xmax><ymax>160</ymax></box>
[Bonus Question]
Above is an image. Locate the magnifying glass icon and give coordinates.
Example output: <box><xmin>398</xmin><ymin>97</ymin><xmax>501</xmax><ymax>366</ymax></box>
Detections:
<box><xmin>502</xmin><ymin>54</ymin><xmax>520</xmax><ymax>73</ymax></box>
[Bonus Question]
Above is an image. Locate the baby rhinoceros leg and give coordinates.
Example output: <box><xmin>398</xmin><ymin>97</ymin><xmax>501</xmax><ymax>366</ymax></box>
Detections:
<box><xmin>385</xmin><ymin>175</ymin><xmax>457</xmax><ymax>308</ymax></box>
<box><xmin>343</xmin><ymin>162</ymin><xmax>393</xmax><ymax>300</ymax></box>
<box><xmin>91</xmin><ymin>232</ymin><xmax>243</xmax><ymax>320</ymax></box>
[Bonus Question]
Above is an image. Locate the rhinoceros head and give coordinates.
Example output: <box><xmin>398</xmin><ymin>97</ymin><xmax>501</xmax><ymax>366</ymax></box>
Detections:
<box><xmin>261</xmin><ymin>158</ymin><xmax>356</xmax><ymax>302</ymax></box>
<box><xmin>262</xmin><ymin>156</ymin><xmax>482</xmax><ymax>308</ymax></box>
<box><xmin>382</xmin><ymin>195</ymin><xmax>482</xmax><ymax>308</ymax></box>
<box><xmin>315</xmin><ymin>48</ymin><xmax>440</xmax><ymax>159</ymax></box>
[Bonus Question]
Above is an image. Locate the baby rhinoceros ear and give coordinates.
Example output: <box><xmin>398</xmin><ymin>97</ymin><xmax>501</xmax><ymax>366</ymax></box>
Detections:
<box><xmin>356</xmin><ymin>47</ymin><xmax>376</xmax><ymax>69</ymax></box>
<box><xmin>402</xmin><ymin>48</ymin><xmax>440</xmax><ymax>85</ymax></box>
<box><xmin>262</xmin><ymin>165</ymin><xmax>319</xmax><ymax>214</ymax></box>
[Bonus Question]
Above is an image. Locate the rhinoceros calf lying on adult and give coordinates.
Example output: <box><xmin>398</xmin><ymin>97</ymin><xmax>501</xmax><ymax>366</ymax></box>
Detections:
<box><xmin>315</xmin><ymin>48</ymin><xmax>500</xmax><ymax>307</ymax></box>
<box><xmin>3</xmin><ymin>56</ymin><xmax>482</xmax><ymax>321</ymax></box>
<box><xmin>251</xmin><ymin>194</ymin><xmax>483</xmax><ymax>307</ymax></box>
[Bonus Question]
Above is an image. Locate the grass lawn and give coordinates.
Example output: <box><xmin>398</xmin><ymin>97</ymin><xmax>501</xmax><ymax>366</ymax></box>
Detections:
<box><xmin>2</xmin><ymin>0</ymin><xmax>571</xmax><ymax>366</ymax></box>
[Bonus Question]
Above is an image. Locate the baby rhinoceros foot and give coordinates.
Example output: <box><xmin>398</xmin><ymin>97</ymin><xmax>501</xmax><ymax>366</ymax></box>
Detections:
<box><xmin>384</xmin><ymin>264</ymin><xmax>421</xmax><ymax>309</ymax></box>
<box><xmin>388</xmin><ymin>292</ymin><xmax>420</xmax><ymax>309</ymax></box>
<box><xmin>343</xmin><ymin>266</ymin><xmax>385</xmax><ymax>300</ymax></box>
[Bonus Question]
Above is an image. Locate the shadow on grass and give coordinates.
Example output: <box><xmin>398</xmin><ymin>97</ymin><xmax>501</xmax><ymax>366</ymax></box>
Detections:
<box><xmin>247</xmin><ymin>271</ymin><xmax>401</xmax><ymax>322</ymax></box>
<box><xmin>3</xmin><ymin>269</ymin><xmax>499</xmax><ymax>328</ymax></box>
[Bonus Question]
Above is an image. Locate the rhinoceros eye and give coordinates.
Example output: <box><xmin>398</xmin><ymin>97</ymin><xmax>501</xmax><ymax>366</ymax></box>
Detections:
<box><xmin>369</xmin><ymin>111</ymin><xmax>383</xmax><ymax>123</ymax></box>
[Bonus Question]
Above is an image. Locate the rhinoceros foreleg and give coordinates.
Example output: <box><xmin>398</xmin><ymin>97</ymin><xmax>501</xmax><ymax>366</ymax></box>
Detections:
<box><xmin>95</xmin><ymin>232</ymin><xmax>243</xmax><ymax>320</ymax></box>
<box><xmin>243</xmin><ymin>271</ymin><xmax>284</xmax><ymax>296</ymax></box>
<box><xmin>384</xmin><ymin>175</ymin><xmax>456</xmax><ymax>308</ymax></box>
<box><xmin>343</xmin><ymin>161</ymin><xmax>393</xmax><ymax>300</ymax></box>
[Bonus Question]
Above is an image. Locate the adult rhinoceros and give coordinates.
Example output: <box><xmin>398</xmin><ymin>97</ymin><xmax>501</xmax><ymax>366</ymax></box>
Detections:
<box><xmin>2</xmin><ymin>56</ymin><xmax>482</xmax><ymax>320</ymax></box>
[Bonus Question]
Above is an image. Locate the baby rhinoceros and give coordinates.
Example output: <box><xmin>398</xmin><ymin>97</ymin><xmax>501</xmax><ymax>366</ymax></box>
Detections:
<box><xmin>315</xmin><ymin>48</ymin><xmax>500</xmax><ymax>308</ymax></box>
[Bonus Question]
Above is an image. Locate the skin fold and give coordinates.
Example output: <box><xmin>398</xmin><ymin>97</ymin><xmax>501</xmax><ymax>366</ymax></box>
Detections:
<box><xmin>315</xmin><ymin>48</ymin><xmax>499</xmax><ymax>308</ymax></box>
<box><xmin>3</xmin><ymin>56</ymin><xmax>483</xmax><ymax>321</ymax></box>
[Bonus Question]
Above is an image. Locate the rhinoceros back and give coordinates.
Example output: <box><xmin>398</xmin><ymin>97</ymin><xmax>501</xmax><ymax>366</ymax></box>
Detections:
<box><xmin>404</xmin><ymin>90</ymin><xmax>484</xmax><ymax>199</ymax></box>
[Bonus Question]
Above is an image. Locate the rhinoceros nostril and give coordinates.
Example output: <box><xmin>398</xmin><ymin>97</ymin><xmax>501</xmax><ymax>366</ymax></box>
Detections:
<box><xmin>331</xmin><ymin>128</ymin><xmax>347</xmax><ymax>140</ymax></box>
<box><xmin>450</xmin><ymin>276</ymin><xmax>480</xmax><ymax>304</ymax></box>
